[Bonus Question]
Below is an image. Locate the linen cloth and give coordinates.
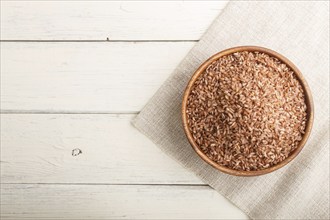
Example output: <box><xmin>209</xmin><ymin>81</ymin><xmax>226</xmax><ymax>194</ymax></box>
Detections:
<box><xmin>132</xmin><ymin>1</ymin><xmax>329</xmax><ymax>219</ymax></box>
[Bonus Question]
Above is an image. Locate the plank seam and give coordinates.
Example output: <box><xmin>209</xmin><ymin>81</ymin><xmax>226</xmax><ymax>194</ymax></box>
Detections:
<box><xmin>1</xmin><ymin>183</ymin><xmax>208</xmax><ymax>187</ymax></box>
<box><xmin>0</xmin><ymin>110</ymin><xmax>139</xmax><ymax>114</ymax></box>
<box><xmin>0</xmin><ymin>40</ymin><xmax>199</xmax><ymax>43</ymax></box>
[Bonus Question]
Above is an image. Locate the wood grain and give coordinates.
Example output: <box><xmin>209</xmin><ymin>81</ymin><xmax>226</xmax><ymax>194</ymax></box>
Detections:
<box><xmin>0</xmin><ymin>2</ymin><xmax>248</xmax><ymax>219</ymax></box>
<box><xmin>1</xmin><ymin>42</ymin><xmax>194</xmax><ymax>112</ymax></box>
<box><xmin>0</xmin><ymin>1</ymin><xmax>227</xmax><ymax>40</ymax></box>
<box><xmin>1</xmin><ymin>114</ymin><xmax>203</xmax><ymax>184</ymax></box>
<box><xmin>0</xmin><ymin>184</ymin><xmax>248</xmax><ymax>220</ymax></box>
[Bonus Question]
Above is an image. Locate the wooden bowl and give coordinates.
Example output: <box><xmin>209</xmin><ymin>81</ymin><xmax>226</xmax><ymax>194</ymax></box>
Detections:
<box><xmin>182</xmin><ymin>46</ymin><xmax>314</xmax><ymax>176</ymax></box>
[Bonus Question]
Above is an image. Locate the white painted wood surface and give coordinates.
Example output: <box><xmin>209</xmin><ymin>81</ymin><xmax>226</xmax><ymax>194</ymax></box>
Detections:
<box><xmin>1</xmin><ymin>1</ymin><xmax>249</xmax><ymax>219</ymax></box>
<box><xmin>1</xmin><ymin>114</ymin><xmax>202</xmax><ymax>184</ymax></box>
<box><xmin>1</xmin><ymin>184</ymin><xmax>247</xmax><ymax>220</ymax></box>
<box><xmin>0</xmin><ymin>1</ymin><xmax>225</xmax><ymax>40</ymax></box>
<box><xmin>1</xmin><ymin>42</ymin><xmax>194</xmax><ymax>112</ymax></box>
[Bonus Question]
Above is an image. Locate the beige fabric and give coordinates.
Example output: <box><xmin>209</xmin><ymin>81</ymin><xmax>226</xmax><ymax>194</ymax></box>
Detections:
<box><xmin>132</xmin><ymin>1</ymin><xmax>329</xmax><ymax>219</ymax></box>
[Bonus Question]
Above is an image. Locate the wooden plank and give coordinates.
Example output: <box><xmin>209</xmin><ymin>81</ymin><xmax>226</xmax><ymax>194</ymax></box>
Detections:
<box><xmin>0</xmin><ymin>1</ymin><xmax>227</xmax><ymax>40</ymax></box>
<box><xmin>1</xmin><ymin>114</ymin><xmax>203</xmax><ymax>184</ymax></box>
<box><xmin>1</xmin><ymin>42</ymin><xmax>194</xmax><ymax>112</ymax></box>
<box><xmin>0</xmin><ymin>184</ymin><xmax>248</xmax><ymax>220</ymax></box>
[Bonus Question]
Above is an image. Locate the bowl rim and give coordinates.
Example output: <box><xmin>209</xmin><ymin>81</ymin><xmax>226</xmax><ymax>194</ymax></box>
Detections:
<box><xmin>181</xmin><ymin>46</ymin><xmax>314</xmax><ymax>176</ymax></box>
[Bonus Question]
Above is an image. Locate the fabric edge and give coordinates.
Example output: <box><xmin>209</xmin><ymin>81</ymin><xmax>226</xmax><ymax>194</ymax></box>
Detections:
<box><xmin>131</xmin><ymin>115</ymin><xmax>253</xmax><ymax>220</ymax></box>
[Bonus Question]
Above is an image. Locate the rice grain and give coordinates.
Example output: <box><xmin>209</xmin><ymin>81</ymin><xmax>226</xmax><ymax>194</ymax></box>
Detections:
<box><xmin>186</xmin><ymin>51</ymin><xmax>307</xmax><ymax>171</ymax></box>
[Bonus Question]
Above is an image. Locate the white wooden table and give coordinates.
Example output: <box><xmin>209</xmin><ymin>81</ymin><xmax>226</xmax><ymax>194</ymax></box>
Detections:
<box><xmin>0</xmin><ymin>1</ymin><xmax>248</xmax><ymax>219</ymax></box>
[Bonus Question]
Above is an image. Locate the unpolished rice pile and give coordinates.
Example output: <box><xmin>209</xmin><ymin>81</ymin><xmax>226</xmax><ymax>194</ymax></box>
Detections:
<box><xmin>186</xmin><ymin>51</ymin><xmax>307</xmax><ymax>171</ymax></box>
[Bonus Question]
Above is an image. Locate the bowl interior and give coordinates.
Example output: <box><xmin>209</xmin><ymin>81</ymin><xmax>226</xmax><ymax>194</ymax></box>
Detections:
<box><xmin>182</xmin><ymin>46</ymin><xmax>314</xmax><ymax>176</ymax></box>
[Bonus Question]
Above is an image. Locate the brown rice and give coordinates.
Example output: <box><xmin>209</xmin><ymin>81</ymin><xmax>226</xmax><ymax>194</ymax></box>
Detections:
<box><xmin>186</xmin><ymin>51</ymin><xmax>307</xmax><ymax>171</ymax></box>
